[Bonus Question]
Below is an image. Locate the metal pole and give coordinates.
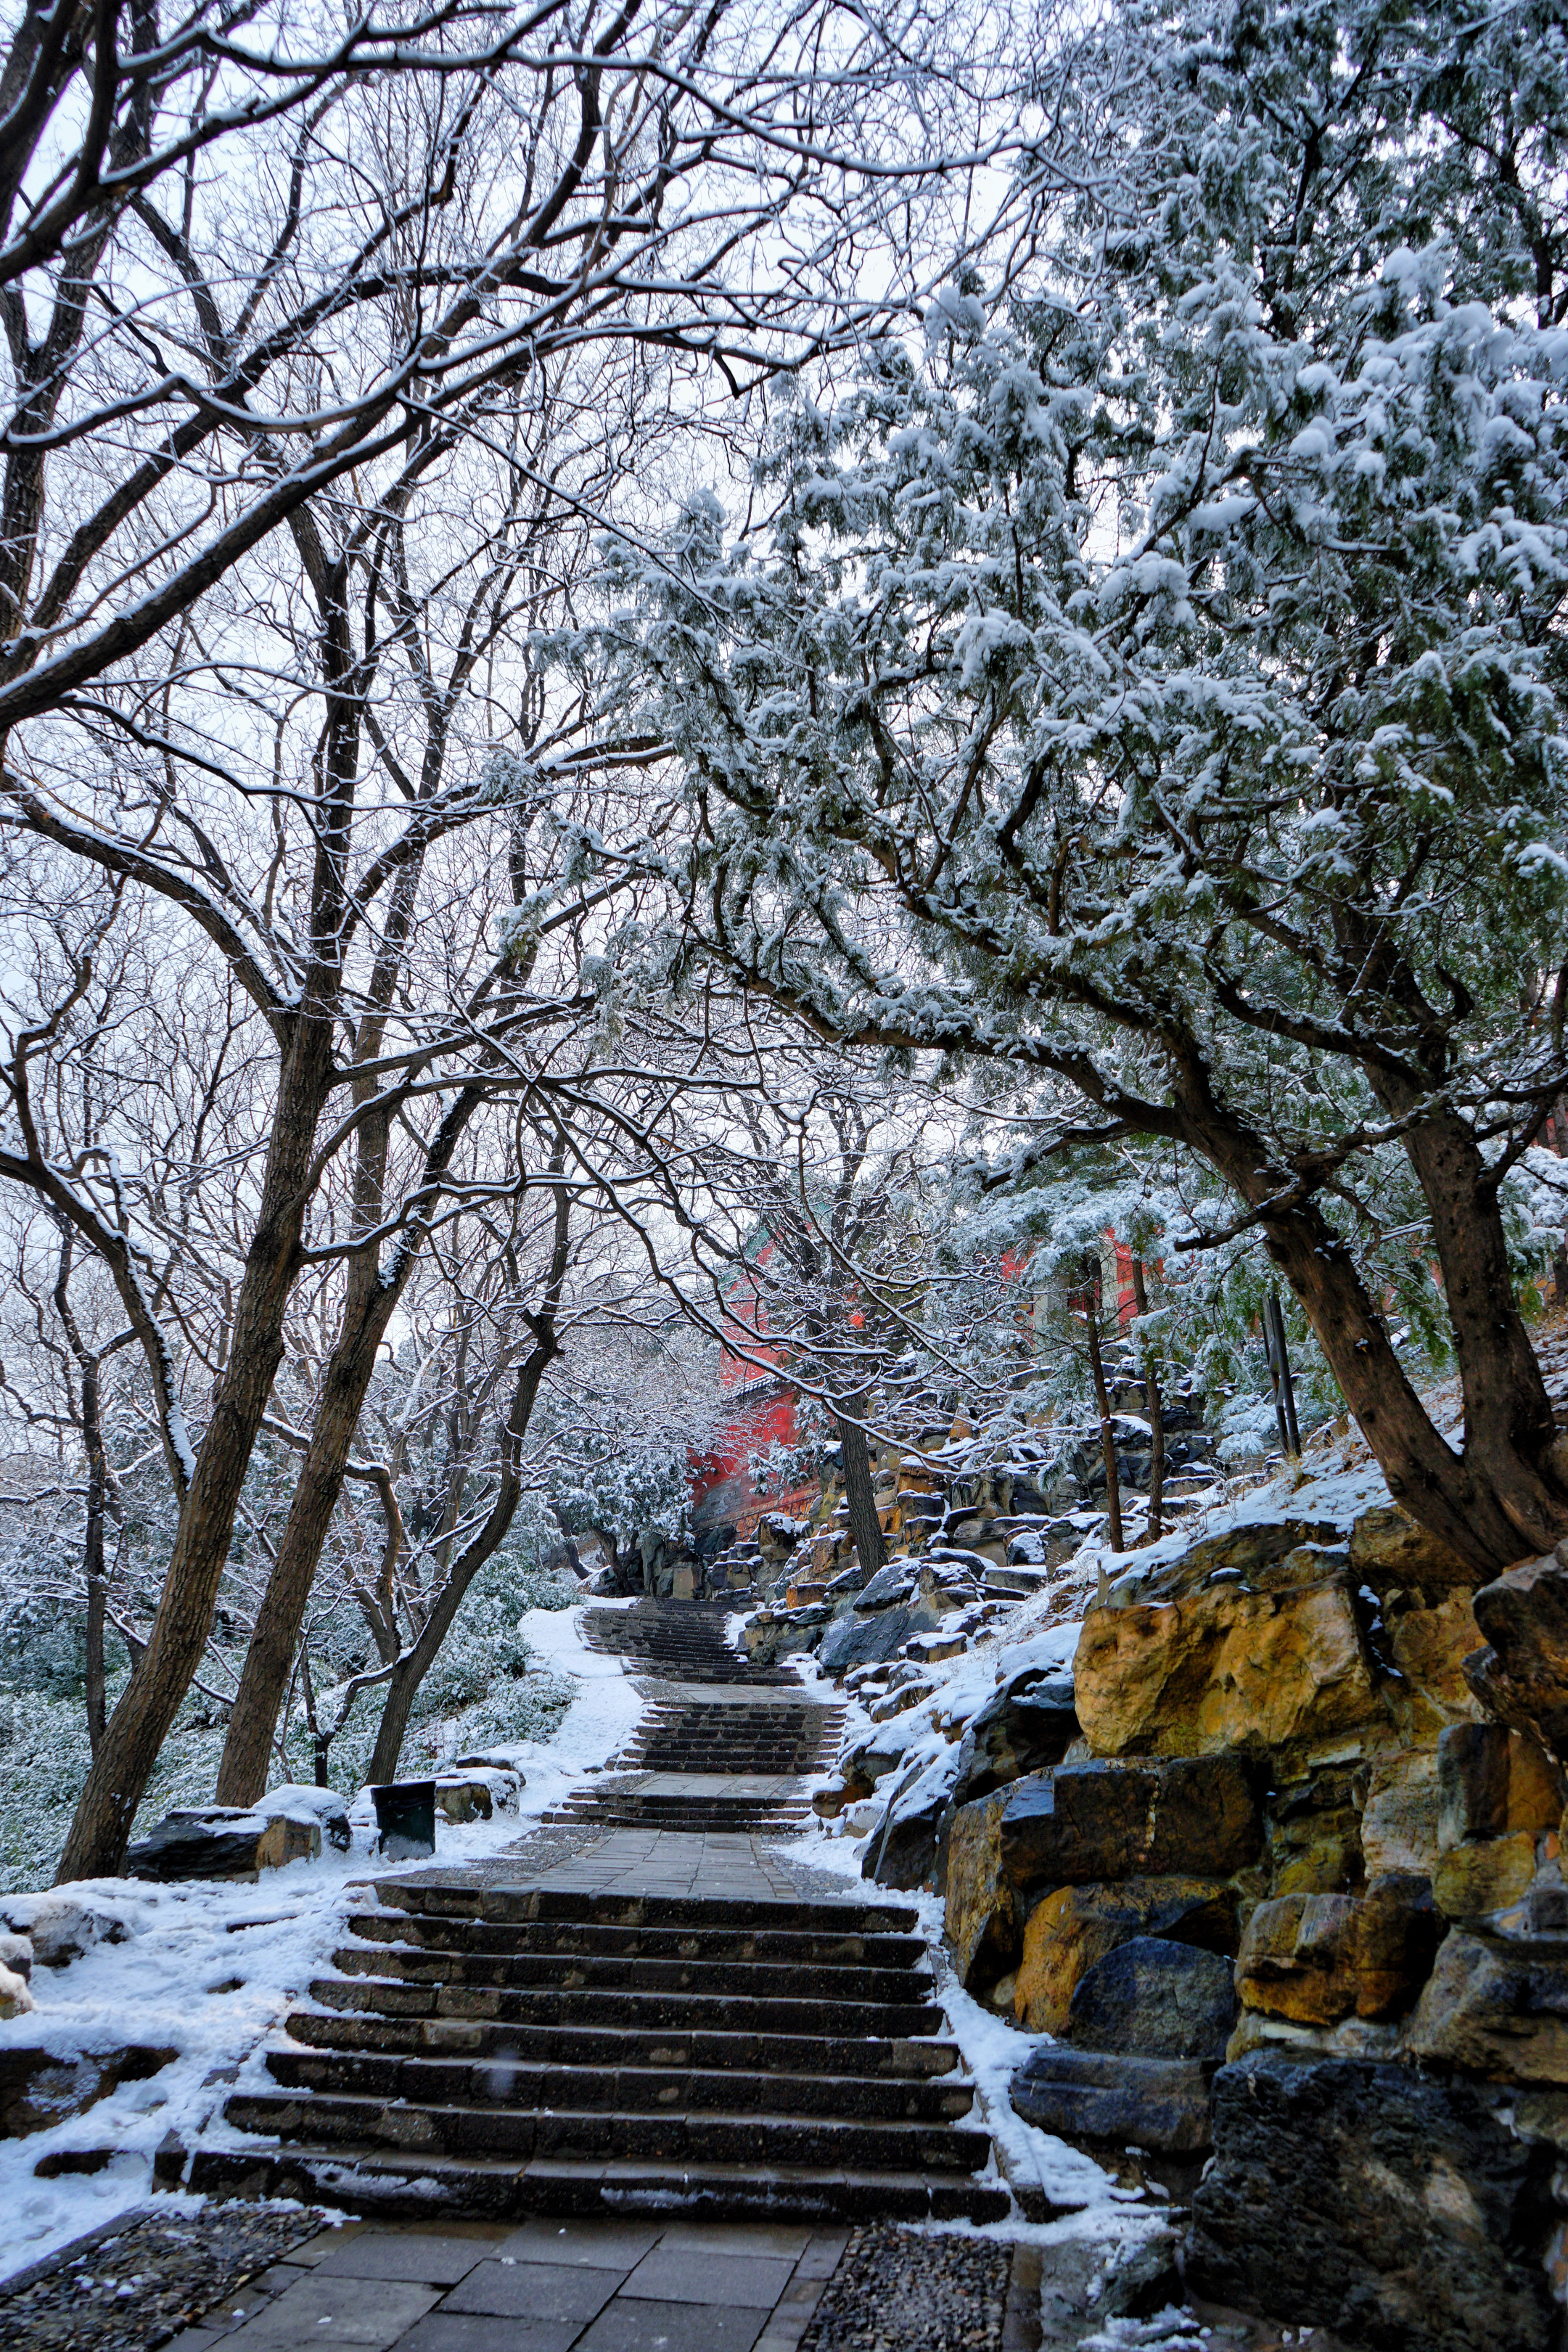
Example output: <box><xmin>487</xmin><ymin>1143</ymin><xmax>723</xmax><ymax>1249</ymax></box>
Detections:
<box><xmin>1268</xmin><ymin>1292</ymin><xmax>1301</xmax><ymax>1456</ymax></box>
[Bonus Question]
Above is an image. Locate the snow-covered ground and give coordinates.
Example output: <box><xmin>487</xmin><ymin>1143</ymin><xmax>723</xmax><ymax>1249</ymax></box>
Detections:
<box><xmin>0</xmin><ymin>1602</ymin><xmax>643</xmax><ymax>2283</ymax></box>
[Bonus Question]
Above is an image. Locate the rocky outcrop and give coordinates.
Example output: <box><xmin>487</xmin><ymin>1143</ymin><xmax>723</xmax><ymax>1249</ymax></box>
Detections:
<box><xmin>1075</xmin><ymin>1557</ymin><xmax>1387</xmax><ymax>1758</ymax></box>
<box><xmin>1188</xmin><ymin>2052</ymin><xmax>1560</xmax><ymax>2352</ymax></box>
<box><xmin>797</xmin><ymin>1469</ymin><xmax>1568</xmax><ymax>2327</ymax></box>
<box><xmin>1014</xmin><ymin>1876</ymin><xmax>1236</xmax><ymax>2032</ymax></box>
<box><xmin>1234</xmin><ymin>1877</ymin><xmax>1440</xmax><ymax>2028</ymax></box>
<box><xmin>944</xmin><ymin>1754</ymin><xmax>1260</xmax><ymax>1989</ymax></box>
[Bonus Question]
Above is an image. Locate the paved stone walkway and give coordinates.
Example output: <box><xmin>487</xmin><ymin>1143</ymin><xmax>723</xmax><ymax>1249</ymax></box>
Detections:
<box><xmin>172</xmin><ymin>2214</ymin><xmax>853</xmax><ymax>2352</ymax></box>
<box><xmin>526</xmin><ymin>1826</ymin><xmax>823</xmax><ymax>1901</ymax></box>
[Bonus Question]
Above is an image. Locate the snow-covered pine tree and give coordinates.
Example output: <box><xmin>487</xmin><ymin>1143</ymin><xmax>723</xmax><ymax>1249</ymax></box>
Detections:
<box><xmin>580</xmin><ymin>0</ymin><xmax>1568</xmax><ymax>1575</ymax></box>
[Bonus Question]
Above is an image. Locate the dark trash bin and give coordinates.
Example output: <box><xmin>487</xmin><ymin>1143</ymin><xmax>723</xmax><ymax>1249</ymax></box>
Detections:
<box><xmin>369</xmin><ymin>1779</ymin><xmax>436</xmax><ymax>1859</ymax></box>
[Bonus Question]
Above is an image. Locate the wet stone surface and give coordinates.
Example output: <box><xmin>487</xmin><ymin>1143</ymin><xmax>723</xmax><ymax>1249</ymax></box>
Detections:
<box><xmin>0</xmin><ymin>2204</ymin><xmax>327</xmax><ymax>2351</ymax></box>
<box><xmin>797</xmin><ymin>2225</ymin><xmax>1011</xmax><ymax>2351</ymax></box>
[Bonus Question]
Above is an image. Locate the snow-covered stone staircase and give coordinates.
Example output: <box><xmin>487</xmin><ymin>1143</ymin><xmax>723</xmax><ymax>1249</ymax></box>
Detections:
<box><xmin>613</xmin><ymin>1695</ymin><xmax>846</xmax><ymax>1775</ymax></box>
<box><xmin>580</xmin><ymin>1597</ymin><xmax>800</xmax><ymax>1683</ymax></box>
<box><xmin>191</xmin><ymin>1880</ymin><xmax>1008</xmax><ymax>2221</ymax></box>
<box><xmin>545</xmin><ymin>1599</ymin><xmax>838</xmax><ymax>1834</ymax></box>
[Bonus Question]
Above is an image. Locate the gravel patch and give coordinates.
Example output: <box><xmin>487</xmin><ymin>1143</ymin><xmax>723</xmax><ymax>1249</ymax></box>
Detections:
<box><xmin>800</xmin><ymin>2225</ymin><xmax>1011</xmax><ymax>2351</ymax></box>
<box><xmin>0</xmin><ymin>2203</ymin><xmax>327</xmax><ymax>2350</ymax></box>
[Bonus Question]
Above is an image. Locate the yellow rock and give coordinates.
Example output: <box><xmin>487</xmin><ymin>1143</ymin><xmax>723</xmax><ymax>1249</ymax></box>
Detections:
<box><xmin>1012</xmin><ymin>1877</ymin><xmax>1236</xmax><ymax>2031</ymax></box>
<box><xmin>943</xmin><ymin>1787</ymin><xmax>1017</xmax><ymax>1986</ymax></box>
<box><xmin>1349</xmin><ymin>1504</ymin><xmax>1477</xmax><ymax>1603</ymax></box>
<box><xmin>1074</xmin><ymin>1583</ymin><xmax>1385</xmax><ymax>1758</ymax></box>
<box><xmin>1361</xmin><ymin>1750</ymin><xmax>1440</xmax><ymax>1877</ymax></box>
<box><xmin>1386</xmin><ymin>1597</ymin><xmax>1486</xmax><ymax>1729</ymax></box>
<box><xmin>1432</xmin><ymin>1831</ymin><xmax>1538</xmax><ymax>1921</ymax></box>
<box><xmin>1235</xmin><ymin>1877</ymin><xmax>1440</xmax><ymax>2025</ymax></box>
<box><xmin>1014</xmin><ymin>1885</ymin><xmax>1133</xmax><ymax>2032</ymax></box>
<box><xmin>1269</xmin><ymin>1765</ymin><xmax>1365</xmax><ymax>1896</ymax></box>
<box><xmin>1237</xmin><ymin>1893</ymin><xmax>1361</xmax><ymax>2025</ymax></box>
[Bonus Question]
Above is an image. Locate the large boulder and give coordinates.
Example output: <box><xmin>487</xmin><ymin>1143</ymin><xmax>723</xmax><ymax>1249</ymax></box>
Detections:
<box><xmin>1469</xmin><ymin>1548</ymin><xmax>1568</xmax><ymax>1763</ymax></box>
<box><xmin>860</xmin><ymin>1748</ymin><xmax>961</xmax><ymax>1890</ymax></box>
<box><xmin>1404</xmin><ymin>1929</ymin><xmax>1568</xmax><ymax>2083</ymax></box>
<box><xmin>943</xmin><ymin>1755</ymin><xmax>1260</xmax><ymax>1991</ymax></box>
<box><xmin>944</xmin><ymin>1787</ymin><xmax>1017</xmax><ymax>1986</ymax></box>
<box><xmin>125</xmin><ymin>1805</ymin><xmax>321</xmax><ymax>1881</ymax></box>
<box><xmin>818</xmin><ymin>1601</ymin><xmax>938</xmax><ymax>1674</ymax></box>
<box><xmin>0</xmin><ymin>1891</ymin><xmax>142</xmax><ymax>1967</ymax></box>
<box><xmin>998</xmin><ymin>1755</ymin><xmax>1263</xmax><ymax>1884</ymax></box>
<box><xmin>1188</xmin><ymin>2052</ymin><xmax>1560</xmax><ymax>2352</ymax></box>
<box><xmin>950</xmin><ymin>1670</ymin><xmax>1078</xmax><ymax>1806</ymax></box>
<box><xmin>261</xmin><ymin>1782</ymin><xmax>355</xmax><ymax>1850</ymax></box>
<box><xmin>1073</xmin><ymin>1576</ymin><xmax>1386</xmax><ymax>1758</ymax></box>
<box><xmin>1235</xmin><ymin>1877</ymin><xmax>1441</xmax><ymax>2028</ymax></box>
<box><xmin>1063</xmin><ymin>1935</ymin><xmax>1236</xmax><ymax>2060</ymax></box>
<box><xmin>1011</xmin><ymin>2045</ymin><xmax>1216</xmax><ymax>2156</ymax></box>
<box><xmin>1014</xmin><ymin>1877</ymin><xmax>1237</xmax><ymax>2032</ymax></box>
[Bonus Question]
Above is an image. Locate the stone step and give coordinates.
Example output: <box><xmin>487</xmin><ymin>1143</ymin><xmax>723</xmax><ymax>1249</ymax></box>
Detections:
<box><xmin>611</xmin><ymin>1755</ymin><xmax>824</xmax><ymax>1770</ymax></box>
<box><xmin>286</xmin><ymin>2009</ymin><xmax>964</xmax><ymax>2078</ymax></box>
<box><xmin>370</xmin><ymin>1886</ymin><xmax>919</xmax><ymax>1933</ymax></box>
<box><xmin>189</xmin><ymin>2144</ymin><xmax>1011</xmax><ymax>2224</ymax></box>
<box><xmin>223</xmin><ymin>2089</ymin><xmax>993</xmax><ymax>2173</ymax></box>
<box><xmin>1009</xmin><ymin>2044</ymin><xmax>1218</xmax><ymax>2155</ymax></box>
<box><xmin>540</xmin><ymin>1803</ymin><xmax>812</xmax><ymax>1827</ymax></box>
<box><xmin>308</xmin><ymin>1975</ymin><xmax>945</xmax><ymax>2038</ymax></box>
<box><xmin>634</xmin><ymin>1702</ymin><xmax>838</xmax><ymax>1717</ymax></box>
<box><xmin>342</xmin><ymin>1912</ymin><xmax>929</xmax><ymax>1967</ymax></box>
<box><xmin>329</xmin><ymin>1944</ymin><xmax>930</xmax><ymax>2004</ymax></box>
<box><xmin>615</xmin><ymin>1745</ymin><xmax>826</xmax><ymax>1766</ymax></box>
<box><xmin>545</xmin><ymin>1789</ymin><xmax>810</xmax><ymax>1809</ymax></box>
<box><xmin>265</xmin><ymin>2047</ymin><xmax>975</xmax><ymax>2122</ymax></box>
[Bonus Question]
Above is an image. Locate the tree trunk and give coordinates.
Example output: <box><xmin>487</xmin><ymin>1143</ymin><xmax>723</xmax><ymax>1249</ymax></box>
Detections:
<box><xmin>1178</xmin><ymin>1062</ymin><xmax>1545</xmax><ymax>1578</ymax></box>
<box><xmin>366</xmin><ymin>1179</ymin><xmax>570</xmax><ymax>1785</ymax></box>
<box><xmin>1131</xmin><ymin>1258</ymin><xmax>1164</xmax><ymax>1546</ymax></box>
<box><xmin>54</xmin><ymin>1012</ymin><xmax>336</xmax><ymax>1881</ymax></box>
<box><xmin>1384</xmin><ymin>1100</ymin><xmax>1567</xmax><ymax>1555</ymax></box>
<box><xmin>214</xmin><ymin>1292</ymin><xmax>401</xmax><ymax>1804</ymax></box>
<box><xmin>1083</xmin><ymin>1258</ymin><xmax>1124</xmax><ymax>1552</ymax></box>
<box><xmin>78</xmin><ymin>1351</ymin><xmax>108</xmax><ymax>1754</ymax></box>
<box><xmin>835</xmin><ymin>1404</ymin><xmax>886</xmax><ymax>1578</ymax></box>
<box><xmin>215</xmin><ymin>844</ymin><xmax>519</xmax><ymax>1799</ymax></box>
